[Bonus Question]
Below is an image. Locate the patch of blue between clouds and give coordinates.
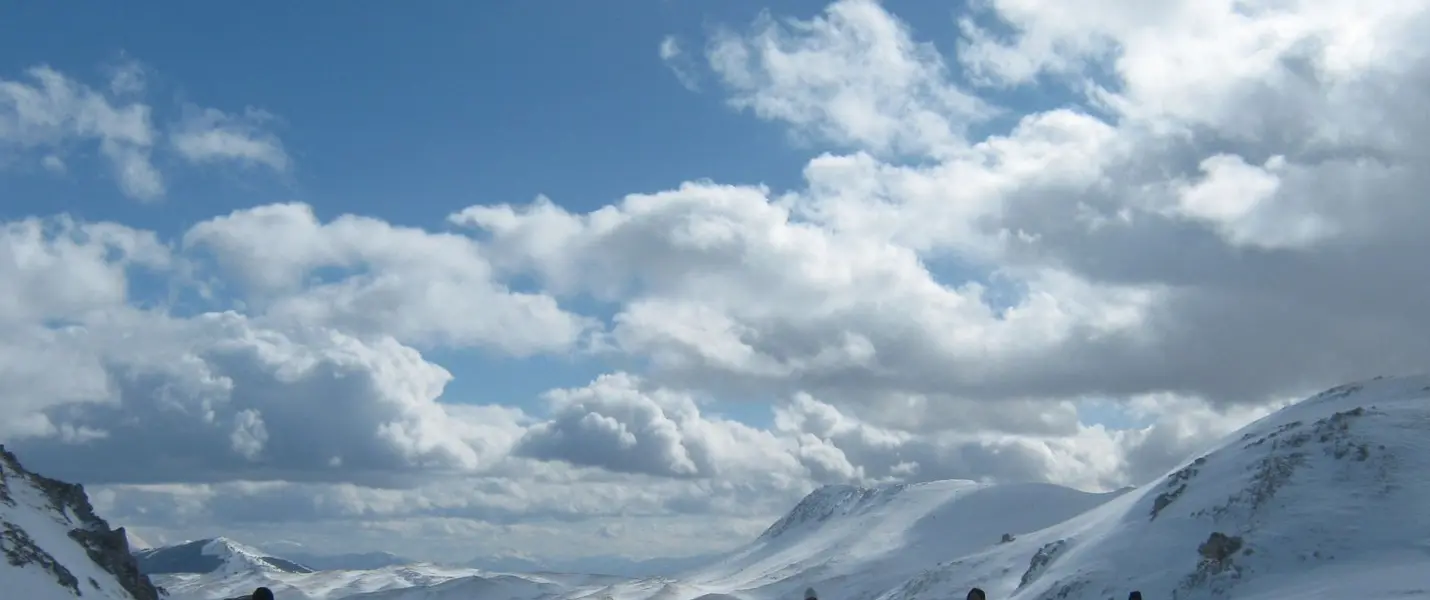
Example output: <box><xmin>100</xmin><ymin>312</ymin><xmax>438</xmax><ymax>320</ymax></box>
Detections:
<box><xmin>918</xmin><ymin>0</ymin><xmax>1125</xmax><ymax>142</ymax></box>
<box><xmin>1075</xmin><ymin>399</ymin><xmax>1156</xmax><ymax>431</ymax></box>
<box><xmin>920</xmin><ymin>253</ymin><xmax>1030</xmax><ymax>318</ymax></box>
<box><xmin>702</xmin><ymin>396</ymin><xmax>781</xmax><ymax>430</ymax></box>
<box><xmin>426</xmin><ymin>347</ymin><xmax>616</xmax><ymax>417</ymax></box>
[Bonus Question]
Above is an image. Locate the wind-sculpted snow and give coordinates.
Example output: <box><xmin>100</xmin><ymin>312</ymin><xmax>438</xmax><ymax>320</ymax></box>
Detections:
<box><xmin>0</xmin><ymin>445</ymin><xmax>160</xmax><ymax>600</ymax></box>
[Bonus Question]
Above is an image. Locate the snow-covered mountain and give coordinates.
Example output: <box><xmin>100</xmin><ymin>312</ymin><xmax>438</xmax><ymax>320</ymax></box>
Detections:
<box><xmin>570</xmin><ymin>374</ymin><xmax>1430</xmax><ymax>600</ymax></box>
<box><xmin>657</xmin><ymin>479</ymin><xmax>1127</xmax><ymax>600</ymax></box>
<box><xmin>0</xmin><ymin>444</ymin><xmax>161</xmax><ymax>600</ymax></box>
<box><xmin>870</xmin><ymin>375</ymin><xmax>1430</xmax><ymax>600</ymax></box>
<box><xmin>135</xmin><ymin>538</ymin><xmax>316</xmax><ymax>577</ymax></box>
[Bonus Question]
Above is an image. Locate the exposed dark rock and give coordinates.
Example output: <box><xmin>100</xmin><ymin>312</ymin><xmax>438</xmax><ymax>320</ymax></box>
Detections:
<box><xmin>1150</xmin><ymin>456</ymin><xmax>1207</xmax><ymax>520</ymax></box>
<box><xmin>1</xmin><ymin>444</ymin><xmax>161</xmax><ymax>600</ymax></box>
<box><xmin>1197</xmin><ymin>532</ymin><xmax>1243</xmax><ymax>562</ymax></box>
<box><xmin>1176</xmin><ymin>532</ymin><xmax>1246</xmax><ymax>598</ymax></box>
<box><xmin>1018</xmin><ymin>539</ymin><xmax>1067</xmax><ymax>590</ymax></box>
<box><xmin>1202</xmin><ymin>406</ymin><xmax>1383</xmax><ymax>523</ymax></box>
<box><xmin>2</xmin><ymin>520</ymin><xmax>81</xmax><ymax>595</ymax></box>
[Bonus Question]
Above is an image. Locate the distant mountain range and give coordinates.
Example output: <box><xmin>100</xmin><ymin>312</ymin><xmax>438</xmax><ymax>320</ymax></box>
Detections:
<box><xmin>10</xmin><ymin>375</ymin><xmax>1430</xmax><ymax>600</ymax></box>
<box><xmin>254</xmin><ymin>542</ymin><xmax>411</xmax><ymax>572</ymax></box>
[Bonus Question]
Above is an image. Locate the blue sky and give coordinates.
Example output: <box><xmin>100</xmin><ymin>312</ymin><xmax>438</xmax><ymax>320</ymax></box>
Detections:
<box><xmin>3</xmin><ymin>0</ymin><xmax>1094</xmax><ymax>429</ymax></box>
<box><xmin>2</xmin><ymin>1</ymin><xmax>810</xmax><ymax>422</ymax></box>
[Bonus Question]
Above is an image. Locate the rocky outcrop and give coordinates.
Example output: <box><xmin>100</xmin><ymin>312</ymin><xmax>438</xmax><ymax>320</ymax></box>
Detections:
<box><xmin>0</xmin><ymin>444</ymin><xmax>161</xmax><ymax>600</ymax></box>
<box><xmin>1018</xmin><ymin>539</ymin><xmax>1067</xmax><ymax>590</ymax></box>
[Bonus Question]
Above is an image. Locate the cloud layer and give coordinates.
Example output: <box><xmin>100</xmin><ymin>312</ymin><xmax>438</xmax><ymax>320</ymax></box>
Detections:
<box><xmin>3</xmin><ymin>0</ymin><xmax>1427</xmax><ymax>563</ymax></box>
<box><xmin>0</xmin><ymin>62</ymin><xmax>288</xmax><ymax>201</ymax></box>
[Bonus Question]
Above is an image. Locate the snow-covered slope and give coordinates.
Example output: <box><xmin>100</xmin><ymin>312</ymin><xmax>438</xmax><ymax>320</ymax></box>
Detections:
<box><xmin>873</xmin><ymin>375</ymin><xmax>1430</xmax><ymax>600</ymax></box>
<box><xmin>135</xmin><ymin>538</ymin><xmax>315</xmax><ymax>577</ymax></box>
<box><xmin>153</xmin><ymin>559</ymin><xmax>625</xmax><ymax>600</ymax></box>
<box><xmin>566</xmin><ymin>375</ymin><xmax>1430</xmax><ymax>600</ymax></box>
<box><xmin>0</xmin><ymin>445</ymin><xmax>161</xmax><ymax>600</ymax></box>
<box><xmin>668</xmin><ymin>480</ymin><xmax>1126</xmax><ymax>600</ymax></box>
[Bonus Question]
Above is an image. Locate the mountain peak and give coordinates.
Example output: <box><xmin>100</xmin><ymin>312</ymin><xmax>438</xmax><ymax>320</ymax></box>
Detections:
<box><xmin>0</xmin><ymin>444</ymin><xmax>161</xmax><ymax>600</ymax></box>
<box><xmin>757</xmin><ymin>482</ymin><xmax>909</xmax><ymax>541</ymax></box>
<box><xmin>135</xmin><ymin>537</ymin><xmax>315</xmax><ymax>576</ymax></box>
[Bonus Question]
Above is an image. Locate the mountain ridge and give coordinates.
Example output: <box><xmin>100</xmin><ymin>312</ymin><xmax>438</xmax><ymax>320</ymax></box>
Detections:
<box><xmin>134</xmin><ymin>537</ymin><xmax>316</xmax><ymax>576</ymax></box>
<box><xmin>681</xmin><ymin>478</ymin><xmax>1127</xmax><ymax>600</ymax></box>
<box><xmin>0</xmin><ymin>444</ymin><xmax>161</xmax><ymax>600</ymax></box>
<box><xmin>869</xmin><ymin>375</ymin><xmax>1430</xmax><ymax>600</ymax></box>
